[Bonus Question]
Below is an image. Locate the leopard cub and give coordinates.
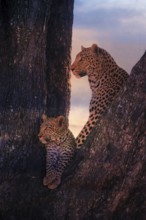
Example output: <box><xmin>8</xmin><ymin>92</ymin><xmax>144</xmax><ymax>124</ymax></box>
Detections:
<box><xmin>38</xmin><ymin>114</ymin><xmax>76</xmax><ymax>189</ymax></box>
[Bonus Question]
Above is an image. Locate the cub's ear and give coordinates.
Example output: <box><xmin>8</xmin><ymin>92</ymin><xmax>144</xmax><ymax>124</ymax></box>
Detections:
<box><xmin>91</xmin><ymin>44</ymin><xmax>99</xmax><ymax>53</ymax></box>
<box><xmin>57</xmin><ymin>115</ymin><xmax>65</xmax><ymax>127</ymax></box>
<box><xmin>42</xmin><ymin>114</ymin><xmax>48</xmax><ymax>122</ymax></box>
<box><xmin>81</xmin><ymin>45</ymin><xmax>85</xmax><ymax>51</ymax></box>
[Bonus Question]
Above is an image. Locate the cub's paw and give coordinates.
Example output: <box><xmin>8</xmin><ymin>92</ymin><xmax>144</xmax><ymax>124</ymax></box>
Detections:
<box><xmin>43</xmin><ymin>174</ymin><xmax>61</xmax><ymax>190</ymax></box>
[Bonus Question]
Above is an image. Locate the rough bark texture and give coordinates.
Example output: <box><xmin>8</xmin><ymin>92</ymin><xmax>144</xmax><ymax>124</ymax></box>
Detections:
<box><xmin>0</xmin><ymin>0</ymin><xmax>74</xmax><ymax>219</ymax></box>
<box><xmin>52</xmin><ymin>52</ymin><xmax>146</xmax><ymax>220</ymax></box>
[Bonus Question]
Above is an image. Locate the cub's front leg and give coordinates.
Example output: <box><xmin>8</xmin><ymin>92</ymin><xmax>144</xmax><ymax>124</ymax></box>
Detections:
<box><xmin>44</xmin><ymin>146</ymin><xmax>74</xmax><ymax>189</ymax></box>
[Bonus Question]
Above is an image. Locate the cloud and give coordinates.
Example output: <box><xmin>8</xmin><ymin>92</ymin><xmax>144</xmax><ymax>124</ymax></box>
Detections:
<box><xmin>70</xmin><ymin>75</ymin><xmax>91</xmax><ymax>106</ymax></box>
<box><xmin>75</xmin><ymin>8</ymin><xmax>139</xmax><ymax>29</ymax></box>
<box><xmin>75</xmin><ymin>0</ymin><xmax>146</xmax><ymax>13</ymax></box>
<box><xmin>69</xmin><ymin>105</ymin><xmax>89</xmax><ymax>137</ymax></box>
<box><xmin>73</xmin><ymin>0</ymin><xmax>146</xmax><ymax>42</ymax></box>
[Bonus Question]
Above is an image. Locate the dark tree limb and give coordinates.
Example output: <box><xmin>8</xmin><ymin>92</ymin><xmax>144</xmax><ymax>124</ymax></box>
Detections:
<box><xmin>52</xmin><ymin>52</ymin><xmax>146</xmax><ymax>220</ymax></box>
<box><xmin>0</xmin><ymin>0</ymin><xmax>74</xmax><ymax>219</ymax></box>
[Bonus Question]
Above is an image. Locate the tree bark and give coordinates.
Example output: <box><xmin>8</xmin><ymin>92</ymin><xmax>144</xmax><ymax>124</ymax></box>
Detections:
<box><xmin>51</xmin><ymin>52</ymin><xmax>146</xmax><ymax>220</ymax></box>
<box><xmin>0</xmin><ymin>0</ymin><xmax>74</xmax><ymax>219</ymax></box>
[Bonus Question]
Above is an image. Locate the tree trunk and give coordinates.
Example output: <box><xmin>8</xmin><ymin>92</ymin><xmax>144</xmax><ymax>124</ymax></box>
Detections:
<box><xmin>51</xmin><ymin>53</ymin><xmax>146</xmax><ymax>220</ymax></box>
<box><xmin>0</xmin><ymin>0</ymin><xmax>74</xmax><ymax>219</ymax></box>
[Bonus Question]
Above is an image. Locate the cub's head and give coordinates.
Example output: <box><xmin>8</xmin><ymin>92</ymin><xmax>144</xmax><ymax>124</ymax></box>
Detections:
<box><xmin>38</xmin><ymin>114</ymin><xmax>68</xmax><ymax>145</ymax></box>
<box><xmin>71</xmin><ymin>44</ymin><xmax>100</xmax><ymax>78</ymax></box>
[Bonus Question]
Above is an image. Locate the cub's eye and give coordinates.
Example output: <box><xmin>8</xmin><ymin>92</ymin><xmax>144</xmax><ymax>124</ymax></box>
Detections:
<box><xmin>46</xmin><ymin>125</ymin><xmax>56</xmax><ymax>131</ymax></box>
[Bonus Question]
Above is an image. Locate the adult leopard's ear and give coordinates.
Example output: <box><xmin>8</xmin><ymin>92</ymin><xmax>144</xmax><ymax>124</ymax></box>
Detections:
<box><xmin>57</xmin><ymin>115</ymin><xmax>65</xmax><ymax>127</ymax></box>
<box><xmin>91</xmin><ymin>44</ymin><xmax>99</xmax><ymax>54</ymax></box>
<box><xmin>81</xmin><ymin>45</ymin><xmax>85</xmax><ymax>51</ymax></box>
<box><xmin>42</xmin><ymin>114</ymin><xmax>48</xmax><ymax>122</ymax></box>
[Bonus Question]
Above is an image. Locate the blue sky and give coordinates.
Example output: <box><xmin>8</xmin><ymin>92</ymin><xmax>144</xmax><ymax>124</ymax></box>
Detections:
<box><xmin>69</xmin><ymin>0</ymin><xmax>146</xmax><ymax>136</ymax></box>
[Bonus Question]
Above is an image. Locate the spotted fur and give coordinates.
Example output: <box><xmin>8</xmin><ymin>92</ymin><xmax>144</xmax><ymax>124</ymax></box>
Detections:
<box><xmin>38</xmin><ymin>114</ymin><xmax>76</xmax><ymax>189</ymax></box>
<box><xmin>71</xmin><ymin>44</ymin><xmax>129</xmax><ymax>147</ymax></box>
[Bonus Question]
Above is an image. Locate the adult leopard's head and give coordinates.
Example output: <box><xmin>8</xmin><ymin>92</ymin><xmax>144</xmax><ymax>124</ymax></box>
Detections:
<box><xmin>71</xmin><ymin>44</ymin><xmax>102</xmax><ymax>78</ymax></box>
<box><xmin>38</xmin><ymin>114</ymin><xmax>68</xmax><ymax>145</ymax></box>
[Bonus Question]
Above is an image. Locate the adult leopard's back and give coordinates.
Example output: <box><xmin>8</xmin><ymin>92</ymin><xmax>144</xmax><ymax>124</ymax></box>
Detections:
<box><xmin>71</xmin><ymin>43</ymin><xmax>129</xmax><ymax>147</ymax></box>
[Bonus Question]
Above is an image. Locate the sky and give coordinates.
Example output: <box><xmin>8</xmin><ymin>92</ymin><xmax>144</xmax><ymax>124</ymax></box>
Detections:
<box><xmin>69</xmin><ymin>0</ymin><xmax>146</xmax><ymax>137</ymax></box>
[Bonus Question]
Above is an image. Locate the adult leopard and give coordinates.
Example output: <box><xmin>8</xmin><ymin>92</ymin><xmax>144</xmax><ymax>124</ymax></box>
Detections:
<box><xmin>71</xmin><ymin>44</ymin><xmax>129</xmax><ymax>147</ymax></box>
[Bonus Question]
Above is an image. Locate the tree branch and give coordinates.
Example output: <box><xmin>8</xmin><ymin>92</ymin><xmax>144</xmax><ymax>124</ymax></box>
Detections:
<box><xmin>55</xmin><ymin>52</ymin><xmax>146</xmax><ymax>220</ymax></box>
